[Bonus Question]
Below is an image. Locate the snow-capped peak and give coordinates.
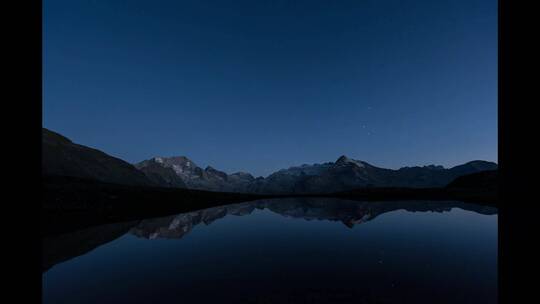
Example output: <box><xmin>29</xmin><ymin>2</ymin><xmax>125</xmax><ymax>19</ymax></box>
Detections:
<box><xmin>335</xmin><ymin>155</ymin><xmax>365</xmax><ymax>168</ymax></box>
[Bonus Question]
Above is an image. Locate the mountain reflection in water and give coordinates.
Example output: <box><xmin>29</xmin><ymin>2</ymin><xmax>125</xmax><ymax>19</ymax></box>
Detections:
<box><xmin>43</xmin><ymin>198</ymin><xmax>496</xmax><ymax>272</ymax></box>
<box><xmin>131</xmin><ymin>198</ymin><xmax>496</xmax><ymax>239</ymax></box>
<box><xmin>43</xmin><ymin>198</ymin><xmax>497</xmax><ymax>304</ymax></box>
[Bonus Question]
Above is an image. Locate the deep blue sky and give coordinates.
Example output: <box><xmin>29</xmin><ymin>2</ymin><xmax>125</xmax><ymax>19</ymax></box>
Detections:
<box><xmin>43</xmin><ymin>0</ymin><xmax>497</xmax><ymax>177</ymax></box>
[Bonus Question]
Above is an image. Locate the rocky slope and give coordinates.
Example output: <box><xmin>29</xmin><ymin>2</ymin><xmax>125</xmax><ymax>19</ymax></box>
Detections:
<box><xmin>135</xmin><ymin>156</ymin><xmax>254</xmax><ymax>192</ymax></box>
<box><xmin>139</xmin><ymin>154</ymin><xmax>497</xmax><ymax>194</ymax></box>
<box><xmin>42</xmin><ymin>128</ymin><xmax>153</xmax><ymax>186</ymax></box>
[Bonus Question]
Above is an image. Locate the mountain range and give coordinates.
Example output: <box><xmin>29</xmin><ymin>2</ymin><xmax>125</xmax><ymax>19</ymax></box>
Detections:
<box><xmin>135</xmin><ymin>154</ymin><xmax>497</xmax><ymax>194</ymax></box>
<box><xmin>43</xmin><ymin>128</ymin><xmax>497</xmax><ymax>194</ymax></box>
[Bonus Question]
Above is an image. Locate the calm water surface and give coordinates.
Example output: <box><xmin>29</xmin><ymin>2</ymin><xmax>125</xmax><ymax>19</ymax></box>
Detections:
<box><xmin>43</xmin><ymin>198</ymin><xmax>497</xmax><ymax>303</ymax></box>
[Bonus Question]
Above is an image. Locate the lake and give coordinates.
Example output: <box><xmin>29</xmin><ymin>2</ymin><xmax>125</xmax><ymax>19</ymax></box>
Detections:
<box><xmin>42</xmin><ymin>198</ymin><xmax>498</xmax><ymax>303</ymax></box>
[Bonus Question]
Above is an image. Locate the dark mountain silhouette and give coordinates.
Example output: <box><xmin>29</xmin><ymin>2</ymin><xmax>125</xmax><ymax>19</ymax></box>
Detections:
<box><xmin>42</xmin><ymin>220</ymin><xmax>138</xmax><ymax>272</ymax></box>
<box><xmin>447</xmin><ymin>169</ymin><xmax>497</xmax><ymax>189</ymax></box>
<box><xmin>42</xmin><ymin>128</ymin><xmax>153</xmax><ymax>186</ymax></box>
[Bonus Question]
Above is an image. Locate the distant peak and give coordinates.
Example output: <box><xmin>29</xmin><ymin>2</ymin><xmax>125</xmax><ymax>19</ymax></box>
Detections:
<box><xmin>453</xmin><ymin>160</ymin><xmax>498</xmax><ymax>170</ymax></box>
<box><xmin>465</xmin><ymin>160</ymin><xmax>497</xmax><ymax>165</ymax></box>
<box><xmin>170</xmin><ymin>156</ymin><xmax>195</xmax><ymax>165</ymax></box>
<box><xmin>168</xmin><ymin>155</ymin><xmax>192</xmax><ymax>162</ymax></box>
<box><xmin>335</xmin><ymin>155</ymin><xmax>365</xmax><ymax>168</ymax></box>
<box><xmin>335</xmin><ymin>155</ymin><xmax>350</xmax><ymax>163</ymax></box>
<box><xmin>145</xmin><ymin>156</ymin><xmax>196</xmax><ymax>167</ymax></box>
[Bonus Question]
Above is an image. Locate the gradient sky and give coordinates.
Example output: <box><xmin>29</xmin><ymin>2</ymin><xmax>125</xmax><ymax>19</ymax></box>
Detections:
<box><xmin>43</xmin><ymin>0</ymin><xmax>497</xmax><ymax>177</ymax></box>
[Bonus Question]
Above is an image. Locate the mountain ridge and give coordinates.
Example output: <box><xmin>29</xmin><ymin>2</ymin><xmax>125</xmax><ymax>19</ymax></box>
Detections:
<box><xmin>42</xmin><ymin>128</ymin><xmax>154</xmax><ymax>186</ymax></box>
<box><xmin>42</xmin><ymin>128</ymin><xmax>497</xmax><ymax>194</ymax></box>
<box><xmin>136</xmin><ymin>154</ymin><xmax>497</xmax><ymax>194</ymax></box>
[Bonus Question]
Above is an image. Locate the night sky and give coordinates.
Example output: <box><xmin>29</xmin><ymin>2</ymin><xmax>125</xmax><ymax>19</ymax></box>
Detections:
<box><xmin>43</xmin><ymin>0</ymin><xmax>497</xmax><ymax>177</ymax></box>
